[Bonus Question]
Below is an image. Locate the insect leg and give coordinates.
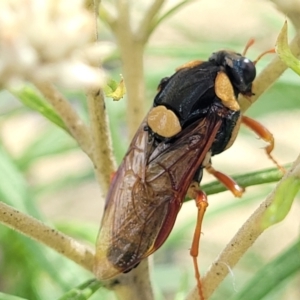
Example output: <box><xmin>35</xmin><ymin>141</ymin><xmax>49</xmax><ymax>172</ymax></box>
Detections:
<box><xmin>187</xmin><ymin>182</ymin><xmax>208</xmax><ymax>300</ymax></box>
<box><xmin>241</xmin><ymin>115</ymin><xmax>284</xmax><ymax>172</ymax></box>
<box><xmin>205</xmin><ymin>164</ymin><xmax>245</xmax><ymax>197</ymax></box>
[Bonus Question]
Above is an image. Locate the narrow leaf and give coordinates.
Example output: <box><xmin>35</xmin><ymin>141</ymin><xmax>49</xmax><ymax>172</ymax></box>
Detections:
<box><xmin>0</xmin><ymin>144</ymin><xmax>37</xmax><ymax>215</ymax></box>
<box><xmin>57</xmin><ymin>279</ymin><xmax>102</xmax><ymax>300</ymax></box>
<box><xmin>262</xmin><ymin>176</ymin><xmax>300</xmax><ymax>228</ymax></box>
<box><xmin>11</xmin><ymin>87</ymin><xmax>68</xmax><ymax>131</ymax></box>
<box><xmin>276</xmin><ymin>21</ymin><xmax>300</xmax><ymax>76</ymax></box>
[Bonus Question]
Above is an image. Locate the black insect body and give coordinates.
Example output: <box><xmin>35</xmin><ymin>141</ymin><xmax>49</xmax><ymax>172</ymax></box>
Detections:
<box><xmin>149</xmin><ymin>51</ymin><xmax>256</xmax><ymax>155</ymax></box>
<box><xmin>94</xmin><ymin>50</ymin><xmax>258</xmax><ymax>283</ymax></box>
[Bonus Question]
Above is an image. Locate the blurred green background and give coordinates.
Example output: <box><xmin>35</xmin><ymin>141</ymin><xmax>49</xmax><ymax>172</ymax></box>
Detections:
<box><xmin>0</xmin><ymin>1</ymin><xmax>300</xmax><ymax>299</ymax></box>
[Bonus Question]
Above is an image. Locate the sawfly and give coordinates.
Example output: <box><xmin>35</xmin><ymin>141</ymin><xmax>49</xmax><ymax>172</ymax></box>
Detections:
<box><xmin>95</xmin><ymin>40</ymin><xmax>278</xmax><ymax>299</ymax></box>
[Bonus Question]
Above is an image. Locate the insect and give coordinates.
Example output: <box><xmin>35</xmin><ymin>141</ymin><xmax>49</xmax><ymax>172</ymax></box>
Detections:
<box><xmin>94</xmin><ymin>42</ymin><xmax>278</xmax><ymax>299</ymax></box>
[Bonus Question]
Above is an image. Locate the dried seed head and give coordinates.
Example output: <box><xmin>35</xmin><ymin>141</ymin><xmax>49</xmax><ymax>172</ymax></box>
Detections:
<box><xmin>0</xmin><ymin>0</ymin><xmax>108</xmax><ymax>89</ymax></box>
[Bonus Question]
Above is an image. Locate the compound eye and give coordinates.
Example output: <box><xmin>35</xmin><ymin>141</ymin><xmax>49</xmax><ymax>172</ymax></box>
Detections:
<box><xmin>240</xmin><ymin>58</ymin><xmax>256</xmax><ymax>85</ymax></box>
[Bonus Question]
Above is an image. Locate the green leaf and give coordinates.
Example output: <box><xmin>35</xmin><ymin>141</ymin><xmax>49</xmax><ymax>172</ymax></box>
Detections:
<box><xmin>229</xmin><ymin>239</ymin><xmax>300</xmax><ymax>300</ymax></box>
<box><xmin>262</xmin><ymin>176</ymin><xmax>300</xmax><ymax>228</ymax></box>
<box><xmin>103</xmin><ymin>78</ymin><xmax>126</xmax><ymax>101</ymax></box>
<box><xmin>57</xmin><ymin>279</ymin><xmax>102</xmax><ymax>300</ymax></box>
<box><xmin>0</xmin><ymin>292</ymin><xmax>28</xmax><ymax>300</ymax></box>
<box><xmin>0</xmin><ymin>144</ymin><xmax>39</xmax><ymax>216</ymax></box>
<box><xmin>276</xmin><ymin>21</ymin><xmax>300</xmax><ymax>76</ymax></box>
<box><xmin>11</xmin><ymin>87</ymin><xmax>68</xmax><ymax>131</ymax></box>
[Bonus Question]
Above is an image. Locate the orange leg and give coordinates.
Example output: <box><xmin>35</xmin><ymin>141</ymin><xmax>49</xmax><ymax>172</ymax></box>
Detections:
<box><xmin>187</xmin><ymin>182</ymin><xmax>208</xmax><ymax>300</ymax></box>
<box><xmin>242</xmin><ymin>116</ymin><xmax>285</xmax><ymax>172</ymax></box>
<box><xmin>205</xmin><ymin>164</ymin><xmax>245</xmax><ymax>197</ymax></box>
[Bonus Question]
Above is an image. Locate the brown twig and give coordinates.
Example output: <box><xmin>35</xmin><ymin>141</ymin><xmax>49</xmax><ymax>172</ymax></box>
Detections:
<box><xmin>108</xmin><ymin>1</ymin><xmax>147</xmax><ymax>139</ymax></box>
<box><xmin>87</xmin><ymin>89</ymin><xmax>116</xmax><ymax>195</ymax></box>
<box><xmin>84</xmin><ymin>0</ymin><xmax>117</xmax><ymax>196</ymax></box>
<box><xmin>90</xmin><ymin>1</ymin><xmax>165</xmax><ymax>299</ymax></box>
<box><xmin>0</xmin><ymin>201</ymin><xmax>94</xmax><ymax>271</ymax></box>
<box><xmin>105</xmin><ymin>260</ymin><xmax>154</xmax><ymax>300</ymax></box>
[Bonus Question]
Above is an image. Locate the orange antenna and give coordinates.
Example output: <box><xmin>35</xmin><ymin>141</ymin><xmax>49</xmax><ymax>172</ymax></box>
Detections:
<box><xmin>253</xmin><ymin>48</ymin><xmax>275</xmax><ymax>65</ymax></box>
<box><xmin>242</xmin><ymin>38</ymin><xmax>255</xmax><ymax>56</ymax></box>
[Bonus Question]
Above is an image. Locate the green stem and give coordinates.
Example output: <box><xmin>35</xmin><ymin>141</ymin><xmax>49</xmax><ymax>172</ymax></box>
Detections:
<box><xmin>202</xmin><ymin>164</ymin><xmax>290</xmax><ymax>196</ymax></box>
<box><xmin>58</xmin><ymin>279</ymin><xmax>102</xmax><ymax>300</ymax></box>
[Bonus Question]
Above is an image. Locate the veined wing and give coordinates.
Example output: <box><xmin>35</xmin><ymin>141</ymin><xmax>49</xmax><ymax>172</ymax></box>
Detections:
<box><xmin>95</xmin><ymin>112</ymin><xmax>222</xmax><ymax>279</ymax></box>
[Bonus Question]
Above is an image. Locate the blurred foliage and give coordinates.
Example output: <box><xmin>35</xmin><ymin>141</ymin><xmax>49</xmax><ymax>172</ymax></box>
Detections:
<box><xmin>262</xmin><ymin>176</ymin><xmax>300</xmax><ymax>228</ymax></box>
<box><xmin>228</xmin><ymin>238</ymin><xmax>300</xmax><ymax>300</ymax></box>
<box><xmin>0</xmin><ymin>2</ymin><xmax>300</xmax><ymax>300</ymax></box>
<box><xmin>276</xmin><ymin>21</ymin><xmax>300</xmax><ymax>76</ymax></box>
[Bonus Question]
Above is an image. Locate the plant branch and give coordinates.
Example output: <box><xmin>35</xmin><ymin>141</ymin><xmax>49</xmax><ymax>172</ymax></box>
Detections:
<box><xmin>147</xmin><ymin>0</ymin><xmax>196</xmax><ymax>38</ymax></box>
<box><xmin>99</xmin><ymin>6</ymin><xmax>116</xmax><ymax>29</ymax></box>
<box><xmin>0</xmin><ymin>201</ymin><xmax>94</xmax><ymax>272</ymax></box>
<box><xmin>33</xmin><ymin>81</ymin><xmax>94</xmax><ymax>160</ymax></box>
<box><xmin>91</xmin><ymin>2</ymin><xmax>155</xmax><ymax>299</ymax></box>
<box><xmin>136</xmin><ymin>0</ymin><xmax>166</xmax><ymax>42</ymax></box>
<box><xmin>104</xmin><ymin>260</ymin><xmax>154</xmax><ymax>300</ymax></box>
<box><xmin>109</xmin><ymin>0</ymin><xmax>146</xmax><ymax>139</ymax></box>
<box><xmin>86</xmin><ymin>89</ymin><xmax>116</xmax><ymax>195</ymax></box>
<box><xmin>88</xmin><ymin>0</ymin><xmax>102</xmax><ymax>40</ymax></box>
<box><xmin>85</xmin><ymin>0</ymin><xmax>117</xmax><ymax>195</ymax></box>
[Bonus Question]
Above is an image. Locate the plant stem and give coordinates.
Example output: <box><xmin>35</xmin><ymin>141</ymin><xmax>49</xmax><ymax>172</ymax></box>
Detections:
<box><xmin>87</xmin><ymin>89</ymin><xmax>116</xmax><ymax>196</ymax></box>
<box><xmin>84</xmin><ymin>0</ymin><xmax>117</xmax><ymax>196</ymax></box>
<box><xmin>136</xmin><ymin>0</ymin><xmax>165</xmax><ymax>42</ymax></box>
<box><xmin>0</xmin><ymin>201</ymin><xmax>94</xmax><ymax>272</ymax></box>
<box><xmin>91</xmin><ymin>2</ymin><xmax>159</xmax><ymax>299</ymax></box>
<box><xmin>109</xmin><ymin>260</ymin><xmax>154</xmax><ymax>300</ymax></box>
<box><xmin>58</xmin><ymin>279</ymin><xmax>102</xmax><ymax>300</ymax></box>
<box><xmin>110</xmin><ymin>0</ymin><xmax>146</xmax><ymax>139</ymax></box>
